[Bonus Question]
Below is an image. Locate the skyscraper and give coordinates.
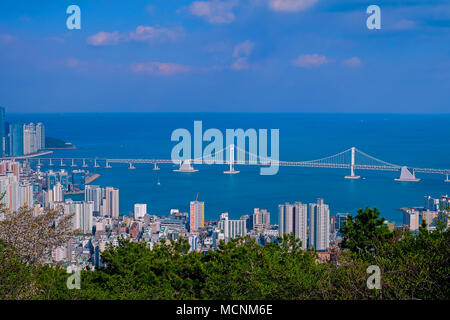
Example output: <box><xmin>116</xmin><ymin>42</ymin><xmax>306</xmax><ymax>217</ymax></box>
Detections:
<box><xmin>23</xmin><ymin>123</ymin><xmax>38</xmax><ymax>155</ymax></box>
<box><xmin>309</xmin><ymin>198</ymin><xmax>330</xmax><ymax>251</ymax></box>
<box><xmin>64</xmin><ymin>199</ymin><xmax>94</xmax><ymax>234</ymax></box>
<box><xmin>36</xmin><ymin>122</ymin><xmax>45</xmax><ymax>150</ymax></box>
<box><xmin>218</xmin><ymin>212</ymin><xmax>247</xmax><ymax>240</ymax></box>
<box><xmin>9</xmin><ymin>123</ymin><xmax>24</xmax><ymax>157</ymax></box>
<box><xmin>293</xmin><ymin>202</ymin><xmax>308</xmax><ymax>250</ymax></box>
<box><xmin>189</xmin><ymin>200</ymin><xmax>204</xmax><ymax>232</ymax></box>
<box><xmin>0</xmin><ymin>106</ymin><xmax>5</xmax><ymax>157</ymax></box>
<box><xmin>104</xmin><ymin>187</ymin><xmax>119</xmax><ymax>218</ymax></box>
<box><xmin>85</xmin><ymin>185</ymin><xmax>102</xmax><ymax>213</ymax></box>
<box><xmin>278</xmin><ymin>203</ymin><xmax>294</xmax><ymax>235</ymax></box>
<box><xmin>278</xmin><ymin>202</ymin><xmax>307</xmax><ymax>249</ymax></box>
<box><xmin>253</xmin><ymin>208</ymin><xmax>270</xmax><ymax>229</ymax></box>
<box><xmin>134</xmin><ymin>203</ymin><xmax>147</xmax><ymax>219</ymax></box>
<box><xmin>335</xmin><ymin>213</ymin><xmax>348</xmax><ymax>234</ymax></box>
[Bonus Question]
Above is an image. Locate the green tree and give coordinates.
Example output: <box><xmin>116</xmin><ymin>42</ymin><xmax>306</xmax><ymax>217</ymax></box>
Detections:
<box><xmin>340</xmin><ymin>207</ymin><xmax>391</xmax><ymax>253</ymax></box>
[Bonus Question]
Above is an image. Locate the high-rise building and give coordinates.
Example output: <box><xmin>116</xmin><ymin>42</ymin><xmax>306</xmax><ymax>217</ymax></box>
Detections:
<box><xmin>0</xmin><ymin>106</ymin><xmax>5</xmax><ymax>157</ymax></box>
<box><xmin>293</xmin><ymin>202</ymin><xmax>308</xmax><ymax>250</ymax></box>
<box><xmin>188</xmin><ymin>235</ymin><xmax>198</xmax><ymax>252</ymax></box>
<box><xmin>59</xmin><ymin>170</ymin><xmax>69</xmax><ymax>190</ymax></box>
<box><xmin>309</xmin><ymin>198</ymin><xmax>330</xmax><ymax>251</ymax></box>
<box><xmin>253</xmin><ymin>208</ymin><xmax>270</xmax><ymax>229</ymax></box>
<box><xmin>278</xmin><ymin>203</ymin><xmax>294</xmax><ymax>235</ymax></box>
<box><xmin>278</xmin><ymin>202</ymin><xmax>307</xmax><ymax>249</ymax></box>
<box><xmin>19</xmin><ymin>181</ymin><xmax>34</xmax><ymax>209</ymax></box>
<box><xmin>424</xmin><ymin>196</ymin><xmax>439</xmax><ymax>211</ymax></box>
<box><xmin>104</xmin><ymin>187</ymin><xmax>119</xmax><ymax>218</ymax></box>
<box><xmin>64</xmin><ymin>199</ymin><xmax>94</xmax><ymax>234</ymax></box>
<box><xmin>85</xmin><ymin>185</ymin><xmax>102</xmax><ymax>213</ymax></box>
<box><xmin>134</xmin><ymin>203</ymin><xmax>147</xmax><ymax>219</ymax></box>
<box><xmin>335</xmin><ymin>213</ymin><xmax>349</xmax><ymax>234</ymax></box>
<box><xmin>23</xmin><ymin>123</ymin><xmax>38</xmax><ymax>155</ymax></box>
<box><xmin>9</xmin><ymin>123</ymin><xmax>24</xmax><ymax>157</ymax></box>
<box><xmin>0</xmin><ymin>174</ymin><xmax>19</xmax><ymax>212</ymax></box>
<box><xmin>403</xmin><ymin>209</ymin><xmax>419</xmax><ymax>231</ymax></box>
<box><xmin>218</xmin><ymin>212</ymin><xmax>247</xmax><ymax>240</ymax></box>
<box><xmin>36</xmin><ymin>122</ymin><xmax>45</xmax><ymax>150</ymax></box>
<box><xmin>53</xmin><ymin>182</ymin><xmax>64</xmax><ymax>202</ymax></box>
<box><xmin>189</xmin><ymin>200</ymin><xmax>204</xmax><ymax>232</ymax></box>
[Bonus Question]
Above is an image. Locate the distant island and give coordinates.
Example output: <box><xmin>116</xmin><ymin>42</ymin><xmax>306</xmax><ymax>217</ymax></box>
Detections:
<box><xmin>45</xmin><ymin>137</ymin><xmax>76</xmax><ymax>149</ymax></box>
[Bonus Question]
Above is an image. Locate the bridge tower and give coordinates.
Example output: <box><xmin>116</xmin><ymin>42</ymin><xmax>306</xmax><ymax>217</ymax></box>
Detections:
<box><xmin>446</xmin><ymin>174</ymin><xmax>449</xmax><ymax>183</ymax></box>
<box><xmin>173</xmin><ymin>159</ymin><xmax>198</xmax><ymax>172</ymax></box>
<box><xmin>345</xmin><ymin>147</ymin><xmax>360</xmax><ymax>179</ymax></box>
<box><xmin>224</xmin><ymin>144</ymin><xmax>240</xmax><ymax>174</ymax></box>
<box><xmin>395</xmin><ymin>166</ymin><xmax>420</xmax><ymax>182</ymax></box>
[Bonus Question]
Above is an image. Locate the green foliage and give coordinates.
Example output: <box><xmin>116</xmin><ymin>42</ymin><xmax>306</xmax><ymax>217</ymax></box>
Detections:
<box><xmin>340</xmin><ymin>207</ymin><xmax>391</xmax><ymax>253</ymax></box>
<box><xmin>0</xmin><ymin>205</ymin><xmax>449</xmax><ymax>300</ymax></box>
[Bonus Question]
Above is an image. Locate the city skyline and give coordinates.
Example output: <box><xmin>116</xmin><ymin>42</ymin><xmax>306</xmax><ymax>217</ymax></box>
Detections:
<box><xmin>0</xmin><ymin>0</ymin><xmax>449</xmax><ymax>113</ymax></box>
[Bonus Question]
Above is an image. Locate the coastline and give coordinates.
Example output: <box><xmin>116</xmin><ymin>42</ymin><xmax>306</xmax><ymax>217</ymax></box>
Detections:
<box><xmin>45</xmin><ymin>146</ymin><xmax>77</xmax><ymax>150</ymax></box>
<box><xmin>0</xmin><ymin>150</ymin><xmax>53</xmax><ymax>160</ymax></box>
<box><xmin>86</xmin><ymin>173</ymin><xmax>100</xmax><ymax>185</ymax></box>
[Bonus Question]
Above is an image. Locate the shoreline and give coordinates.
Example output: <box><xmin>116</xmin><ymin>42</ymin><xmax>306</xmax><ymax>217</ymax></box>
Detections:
<box><xmin>45</xmin><ymin>146</ymin><xmax>77</xmax><ymax>150</ymax></box>
<box><xmin>0</xmin><ymin>150</ymin><xmax>53</xmax><ymax>160</ymax></box>
<box><xmin>86</xmin><ymin>173</ymin><xmax>100</xmax><ymax>185</ymax></box>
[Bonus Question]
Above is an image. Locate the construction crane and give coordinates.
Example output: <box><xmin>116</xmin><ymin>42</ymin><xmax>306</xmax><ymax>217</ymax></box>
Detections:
<box><xmin>195</xmin><ymin>192</ymin><xmax>199</xmax><ymax>201</ymax></box>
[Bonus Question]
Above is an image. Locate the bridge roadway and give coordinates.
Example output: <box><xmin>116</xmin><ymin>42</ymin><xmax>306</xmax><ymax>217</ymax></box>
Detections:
<box><xmin>20</xmin><ymin>157</ymin><xmax>450</xmax><ymax>177</ymax></box>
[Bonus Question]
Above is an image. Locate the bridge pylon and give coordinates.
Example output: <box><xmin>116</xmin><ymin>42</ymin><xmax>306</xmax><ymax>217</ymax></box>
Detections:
<box><xmin>344</xmin><ymin>147</ymin><xmax>360</xmax><ymax>179</ymax></box>
<box><xmin>395</xmin><ymin>166</ymin><xmax>420</xmax><ymax>182</ymax></box>
<box><xmin>224</xmin><ymin>144</ymin><xmax>239</xmax><ymax>174</ymax></box>
<box><xmin>153</xmin><ymin>163</ymin><xmax>160</xmax><ymax>171</ymax></box>
<box><xmin>174</xmin><ymin>159</ymin><xmax>198</xmax><ymax>172</ymax></box>
<box><xmin>445</xmin><ymin>174</ymin><xmax>449</xmax><ymax>183</ymax></box>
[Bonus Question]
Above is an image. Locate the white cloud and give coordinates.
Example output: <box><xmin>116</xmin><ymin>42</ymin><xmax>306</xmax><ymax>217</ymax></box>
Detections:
<box><xmin>292</xmin><ymin>54</ymin><xmax>327</xmax><ymax>68</ymax></box>
<box><xmin>128</xmin><ymin>25</ymin><xmax>181</xmax><ymax>43</ymax></box>
<box><xmin>343</xmin><ymin>57</ymin><xmax>361</xmax><ymax>68</ymax></box>
<box><xmin>232</xmin><ymin>40</ymin><xmax>254</xmax><ymax>58</ymax></box>
<box><xmin>231</xmin><ymin>40</ymin><xmax>254</xmax><ymax>70</ymax></box>
<box><xmin>269</xmin><ymin>0</ymin><xmax>317</xmax><ymax>13</ymax></box>
<box><xmin>87</xmin><ymin>26</ymin><xmax>182</xmax><ymax>46</ymax></box>
<box><xmin>87</xmin><ymin>31</ymin><xmax>121</xmax><ymax>46</ymax></box>
<box><xmin>189</xmin><ymin>0</ymin><xmax>238</xmax><ymax>24</ymax></box>
<box><xmin>231</xmin><ymin>57</ymin><xmax>250</xmax><ymax>70</ymax></box>
<box><xmin>130</xmin><ymin>62</ymin><xmax>192</xmax><ymax>76</ymax></box>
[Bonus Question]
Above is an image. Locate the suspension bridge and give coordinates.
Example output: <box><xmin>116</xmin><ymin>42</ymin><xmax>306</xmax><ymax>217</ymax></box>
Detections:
<box><xmin>18</xmin><ymin>146</ymin><xmax>450</xmax><ymax>182</ymax></box>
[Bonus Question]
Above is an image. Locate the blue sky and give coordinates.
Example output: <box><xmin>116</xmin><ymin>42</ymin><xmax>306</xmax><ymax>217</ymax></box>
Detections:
<box><xmin>0</xmin><ymin>0</ymin><xmax>449</xmax><ymax>113</ymax></box>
